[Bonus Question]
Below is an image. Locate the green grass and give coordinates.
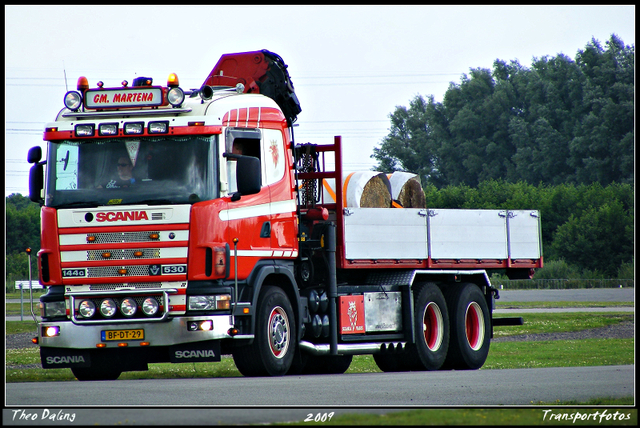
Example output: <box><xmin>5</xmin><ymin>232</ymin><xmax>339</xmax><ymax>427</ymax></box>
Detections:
<box><xmin>495</xmin><ymin>300</ymin><xmax>633</xmax><ymax>309</ymax></box>
<box><xmin>6</xmin><ymin>311</ymin><xmax>634</xmax><ymax>381</ymax></box>
<box><xmin>492</xmin><ymin>312</ymin><xmax>633</xmax><ymax>338</ymax></box>
<box><xmin>484</xmin><ymin>339</ymin><xmax>634</xmax><ymax>369</ymax></box>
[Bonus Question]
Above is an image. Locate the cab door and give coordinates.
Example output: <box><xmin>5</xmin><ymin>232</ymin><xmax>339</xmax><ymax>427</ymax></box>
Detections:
<box><xmin>223</xmin><ymin>127</ymin><xmax>272</xmax><ymax>278</ymax></box>
<box><xmin>261</xmin><ymin>128</ymin><xmax>297</xmax><ymax>257</ymax></box>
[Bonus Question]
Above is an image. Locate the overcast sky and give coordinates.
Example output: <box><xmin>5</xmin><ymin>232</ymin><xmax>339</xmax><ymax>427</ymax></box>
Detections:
<box><xmin>4</xmin><ymin>5</ymin><xmax>635</xmax><ymax>197</ymax></box>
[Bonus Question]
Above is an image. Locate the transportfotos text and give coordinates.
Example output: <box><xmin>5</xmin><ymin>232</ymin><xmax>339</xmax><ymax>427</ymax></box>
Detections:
<box><xmin>542</xmin><ymin>409</ymin><xmax>632</xmax><ymax>423</ymax></box>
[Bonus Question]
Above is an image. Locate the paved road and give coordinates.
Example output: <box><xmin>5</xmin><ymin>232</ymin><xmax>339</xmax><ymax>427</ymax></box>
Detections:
<box><xmin>4</xmin><ymin>365</ymin><xmax>634</xmax><ymax>425</ymax></box>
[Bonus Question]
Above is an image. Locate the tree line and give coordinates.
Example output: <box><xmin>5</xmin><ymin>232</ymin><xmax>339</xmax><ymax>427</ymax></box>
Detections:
<box><xmin>6</xmin><ymin>193</ymin><xmax>41</xmax><ymax>289</ymax></box>
<box><xmin>373</xmin><ymin>34</ymin><xmax>634</xmax><ymax>189</ymax></box>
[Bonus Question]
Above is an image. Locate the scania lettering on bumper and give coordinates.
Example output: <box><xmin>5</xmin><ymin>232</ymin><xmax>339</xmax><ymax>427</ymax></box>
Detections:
<box><xmin>41</xmin><ymin>348</ymin><xmax>91</xmax><ymax>369</ymax></box>
<box><xmin>170</xmin><ymin>341</ymin><xmax>221</xmax><ymax>363</ymax></box>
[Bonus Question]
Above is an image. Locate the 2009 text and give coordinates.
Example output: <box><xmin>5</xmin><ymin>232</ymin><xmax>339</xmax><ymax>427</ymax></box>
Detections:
<box><xmin>304</xmin><ymin>412</ymin><xmax>335</xmax><ymax>423</ymax></box>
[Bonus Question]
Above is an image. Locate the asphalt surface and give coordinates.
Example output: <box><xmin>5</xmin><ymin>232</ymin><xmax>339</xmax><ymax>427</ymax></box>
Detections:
<box><xmin>4</xmin><ymin>365</ymin><xmax>635</xmax><ymax>424</ymax></box>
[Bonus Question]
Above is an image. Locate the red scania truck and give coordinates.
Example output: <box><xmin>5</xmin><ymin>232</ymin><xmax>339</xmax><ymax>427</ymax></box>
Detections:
<box><xmin>28</xmin><ymin>50</ymin><xmax>542</xmax><ymax>380</ymax></box>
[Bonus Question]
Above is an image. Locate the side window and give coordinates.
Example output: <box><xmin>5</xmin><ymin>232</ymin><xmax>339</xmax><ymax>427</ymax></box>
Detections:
<box><xmin>226</xmin><ymin>128</ymin><xmax>262</xmax><ymax>194</ymax></box>
<box><xmin>55</xmin><ymin>145</ymin><xmax>79</xmax><ymax>190</ymax></box>
<box><xmin>262</xmin><ymin>129</ymin><xmax>285</xmax><ymax>186</ymax></box>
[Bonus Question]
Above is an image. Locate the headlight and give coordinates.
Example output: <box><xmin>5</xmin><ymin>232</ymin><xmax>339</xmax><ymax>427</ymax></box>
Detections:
<box><xmin>188</xmin><ymin>294</ymin><xmax>231</xmax><ymax>311</ymax></box>
<box><xmin>100</xmin><ymin>298</ymin><xmax>117</xmax><ymax>317</ymax></box>
<box><xmin>124</xmin><ymin>122</ymin><xmax>144</xmax><ymax>135</ymax></box>
<box><xmin>167</xmin><ymin>87</ymin><xmax>184</xmax><ymax>107</ymax></box>
<box><xmin>99</xmin><ymin>123</ymin><xmax>119</xmax><ymax>136</ymax></box>
<box><xmin>75</xmin><ymin>124</ymin><xmax>95</xmax><ymax>137</ymax></box>
<box><xmin>148</xmin><ymin>121</ymin><xmax>168</xmax><ymax>134</ymax></box>
<box><xmin>120</xmin><ymin>297</ymin><xmax>137</xmax><ymax>317</ymax></box>
<box><xmin>78</xmin><ymin>300</ymin><xmax>96</xmax><ymax>318</ymax></box>
<box><xmin>44</xmin><ymin>301</ymin><xmax>67</xmax><ymax>318</ymax></box>
<box><xmin>142</xmin><ymin>297</ymin><xmax>159</xmax><ymax>316</ymax></box>
<box><xmin>64</xmin><ymin>91</ymin><xmax>83</xmax><ymax>111</ymax></box>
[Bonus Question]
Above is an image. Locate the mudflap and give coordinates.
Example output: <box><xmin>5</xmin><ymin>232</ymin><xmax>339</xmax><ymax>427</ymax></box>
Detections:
<box><xmin>41</xmin><ymin>348</ymin><xmax>91</xmax><ymax>369</ymax></box>
<box><xmin>170</xmin><ymin>340</ymin><xmax>221</xmax><ymax>363</ymax></box>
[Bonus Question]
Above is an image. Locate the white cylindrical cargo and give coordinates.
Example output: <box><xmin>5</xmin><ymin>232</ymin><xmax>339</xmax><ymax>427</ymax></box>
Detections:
<box><xmin>321</xmin><ymin>171</ymin><xmax>392</xmax><ymax>208</ymax></box>
<box><xmin>388</xmin><ymin>171</ymin><xmax>426</xmax><ymax>208</ymax></box>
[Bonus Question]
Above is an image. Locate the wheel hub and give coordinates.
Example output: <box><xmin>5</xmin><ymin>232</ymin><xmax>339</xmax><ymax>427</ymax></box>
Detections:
<box><xmin>269</xmin><ymin>307</ymin><xmax>289</xmax><ymax>358</ymax></box>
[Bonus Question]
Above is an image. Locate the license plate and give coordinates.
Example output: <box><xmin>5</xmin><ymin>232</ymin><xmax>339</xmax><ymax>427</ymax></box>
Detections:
<box><xmin>101</xmin><ymin>329</ymin><xmax>144</xmax><ymax>341</ymax></box>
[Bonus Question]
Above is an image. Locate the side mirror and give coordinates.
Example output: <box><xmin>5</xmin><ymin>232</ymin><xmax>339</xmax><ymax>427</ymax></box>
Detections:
<box><xmin>29</xmin><ymin>163</ymin><xmax>44</xmax><ymax>204</ymax></box>
<box><xmin>27</xmin><ymin>146</ymin><xmax>44</xmax><ymax>204</ymax></box>
<box><xmin>236</xmin><ymin>156</ymin><xmax>262</xmax><ymax>196</ymax></box>
<box><xmin>27</xmin><ymin>146</ymin><xmax>42</xmax><ymax>164</ymax></box>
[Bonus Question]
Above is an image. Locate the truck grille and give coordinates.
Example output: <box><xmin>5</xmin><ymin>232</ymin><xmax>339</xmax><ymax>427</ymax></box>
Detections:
<box><xmin>87</xmin><ymin>248</ymin><xmax>161</xmax><ymax>260</ymax></box>
<box><xmin>87</xmin><ymin>265</ymin><xmax>154</xmax><ymax>278</ymax></box>
<box><xmin>88</xmin><ymin>231</ymin><xmax>161</xmax><ymax>244</ymax></box>
<box><xmin>89</xmin><ymin>282</ymin><xmax>163</xmax><ymax>291</ymax></box>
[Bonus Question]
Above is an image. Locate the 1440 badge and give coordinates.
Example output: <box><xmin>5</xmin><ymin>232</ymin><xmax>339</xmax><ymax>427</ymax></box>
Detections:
<box><xmin>149</xmin><ymin>265</ymin><xmax>186</xmax><ymax>275</ymax></box>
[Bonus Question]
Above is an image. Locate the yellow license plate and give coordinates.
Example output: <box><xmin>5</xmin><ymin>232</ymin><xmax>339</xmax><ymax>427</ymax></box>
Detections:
<box><xmin>101</xmin><ymin>329</ymin><xmax>144</xmax><ymax>341</ymax></box>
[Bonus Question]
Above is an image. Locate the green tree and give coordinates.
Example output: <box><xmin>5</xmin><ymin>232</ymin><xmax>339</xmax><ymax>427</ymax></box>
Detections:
<box><xmin>373</xmin><ymin>35</ymin><xmax>634</xmax><ymax>189</ymax></box>
<box><xmin>550</xmin><ymin>199</ymin><xmax>632</xmax><ymax>277</ymax></box>
<box><xmin>5</xmin><ymin>193</ymin><xmax>41</xmax><ymax>284</ymax></box>
<box><xmin>571</xmin><ymin>35</ymin><xmax>635</xmax><ymax>185</ymax></box>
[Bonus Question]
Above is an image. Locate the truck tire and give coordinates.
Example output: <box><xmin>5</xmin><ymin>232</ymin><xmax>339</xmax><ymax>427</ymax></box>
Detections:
<box><xmin>411</xmin><ymin>282</ymin><xmax>450</xmax><ymax>370</ymax></box>
<box><xmin>442</xmin><ymin>282</ymin><xmax>490</xmax><ymax>370</ymax></box>
<box><xmin>232</xmin><ymin>286</ymin><xmax>296</xmax><ymax>376</ymax></box>
<box><xmin>373</xmin><ymin>282</ymin><xmax>449</xmax><ymax>372</ymax></box>
<box><xmin>71</xmin><ymin>352</ymin><xmax>122</xmax><ymax>381</ymax></box>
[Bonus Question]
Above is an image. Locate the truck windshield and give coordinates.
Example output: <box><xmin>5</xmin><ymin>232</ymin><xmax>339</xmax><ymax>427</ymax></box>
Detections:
<box><xmin>44</xmin><ymin>135</ymin><xmax>218</xmax><ymax>208</ymax></box>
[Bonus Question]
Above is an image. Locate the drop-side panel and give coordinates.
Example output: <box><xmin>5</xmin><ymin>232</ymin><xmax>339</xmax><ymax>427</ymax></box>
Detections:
<box><xmin>508</xmin><ymin>210</ymin><xmax>542</xmax><ymax>259</ymax></box>
<box><xmin>343</xmin><ymin>208</ymin><xmax>427</xmax><ymax>260</ymax></box>
<box><xmin>429</xmin><ymin>209</ymin><xmax>507</xmax><ymax>259</ymax></box>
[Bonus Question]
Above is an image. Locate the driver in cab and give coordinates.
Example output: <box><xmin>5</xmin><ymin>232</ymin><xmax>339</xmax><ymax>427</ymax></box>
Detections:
<box><xmin>103</xmin><ymin>156</ymin><xmax>136</xmax><ymax>188</ymax></box>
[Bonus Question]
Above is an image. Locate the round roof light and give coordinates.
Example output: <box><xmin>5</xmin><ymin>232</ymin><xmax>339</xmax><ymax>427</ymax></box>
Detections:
<box><xmin>64</xmin><ymin>91</ymin><xmax>83</xmax><ymax>111</ymax></box>
<box><xmin>167</xmin><ymin>87</ymin><xmax>185</xmax><ymax>107</ymax></box>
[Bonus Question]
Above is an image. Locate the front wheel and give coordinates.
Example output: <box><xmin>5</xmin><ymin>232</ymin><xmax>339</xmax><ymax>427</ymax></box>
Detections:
<box><xmin>71</xmin><ymin>351</ymin><xmax>122</xmax><ymax>381</ymax></box>
<box><xmin>442</xmin><ymin>283</ymin><xmax>491</xmax><ymax>370</ymax></box>
<box><xmin>232</xmin><ymin>286</ymin><xmax>296</xmax><ymax>376</ymax></box>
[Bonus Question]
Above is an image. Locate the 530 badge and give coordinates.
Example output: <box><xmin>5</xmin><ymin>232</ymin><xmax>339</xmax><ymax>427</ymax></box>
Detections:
<box><xmin>149</xmin><ymin>265</ymin><xmax>187</xmax><ymax>275</ymax></box>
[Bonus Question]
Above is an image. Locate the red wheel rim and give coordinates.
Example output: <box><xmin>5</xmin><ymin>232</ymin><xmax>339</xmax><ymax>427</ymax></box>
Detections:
<box><xmin>268</xmin><ymin>306</ymin><xmax>289</xmax><ymax>358</ymax></box>
<box><xmin>464</xmin><ymin>302</ymin><xmax>484</xmax><ymax>350</ymax></box>
<box><xmin>423</xmin><ymin>302</ymin><xmax>444</xmax><ymax>351</ymax></box>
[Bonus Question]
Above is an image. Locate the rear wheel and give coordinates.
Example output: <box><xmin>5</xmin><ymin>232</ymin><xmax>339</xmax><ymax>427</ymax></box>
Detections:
<box><xmin>410</xmin><ymin>282</ymin><xmax>449</xmax><ymax>370</ymax></box>
<box><xmin>373</xmin><ymin>282</ymin><xmax>449</xmax><ymax>372</ymax></box>
<box><xmin>442</xmin><ymin>283</ymin><xmax>491</xmax><ymax>370</ymax></box>
<box><xmin>232</xmin><ymin>286</ymin><xmax>296</xmax><ymax>376</ymax></box>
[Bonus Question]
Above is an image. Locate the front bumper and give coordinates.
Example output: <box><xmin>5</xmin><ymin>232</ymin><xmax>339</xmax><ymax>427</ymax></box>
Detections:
<box><xmin>39</xmin><ymin>315</ymin><xmax>236</xmax><ymax>349</ymax></box>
